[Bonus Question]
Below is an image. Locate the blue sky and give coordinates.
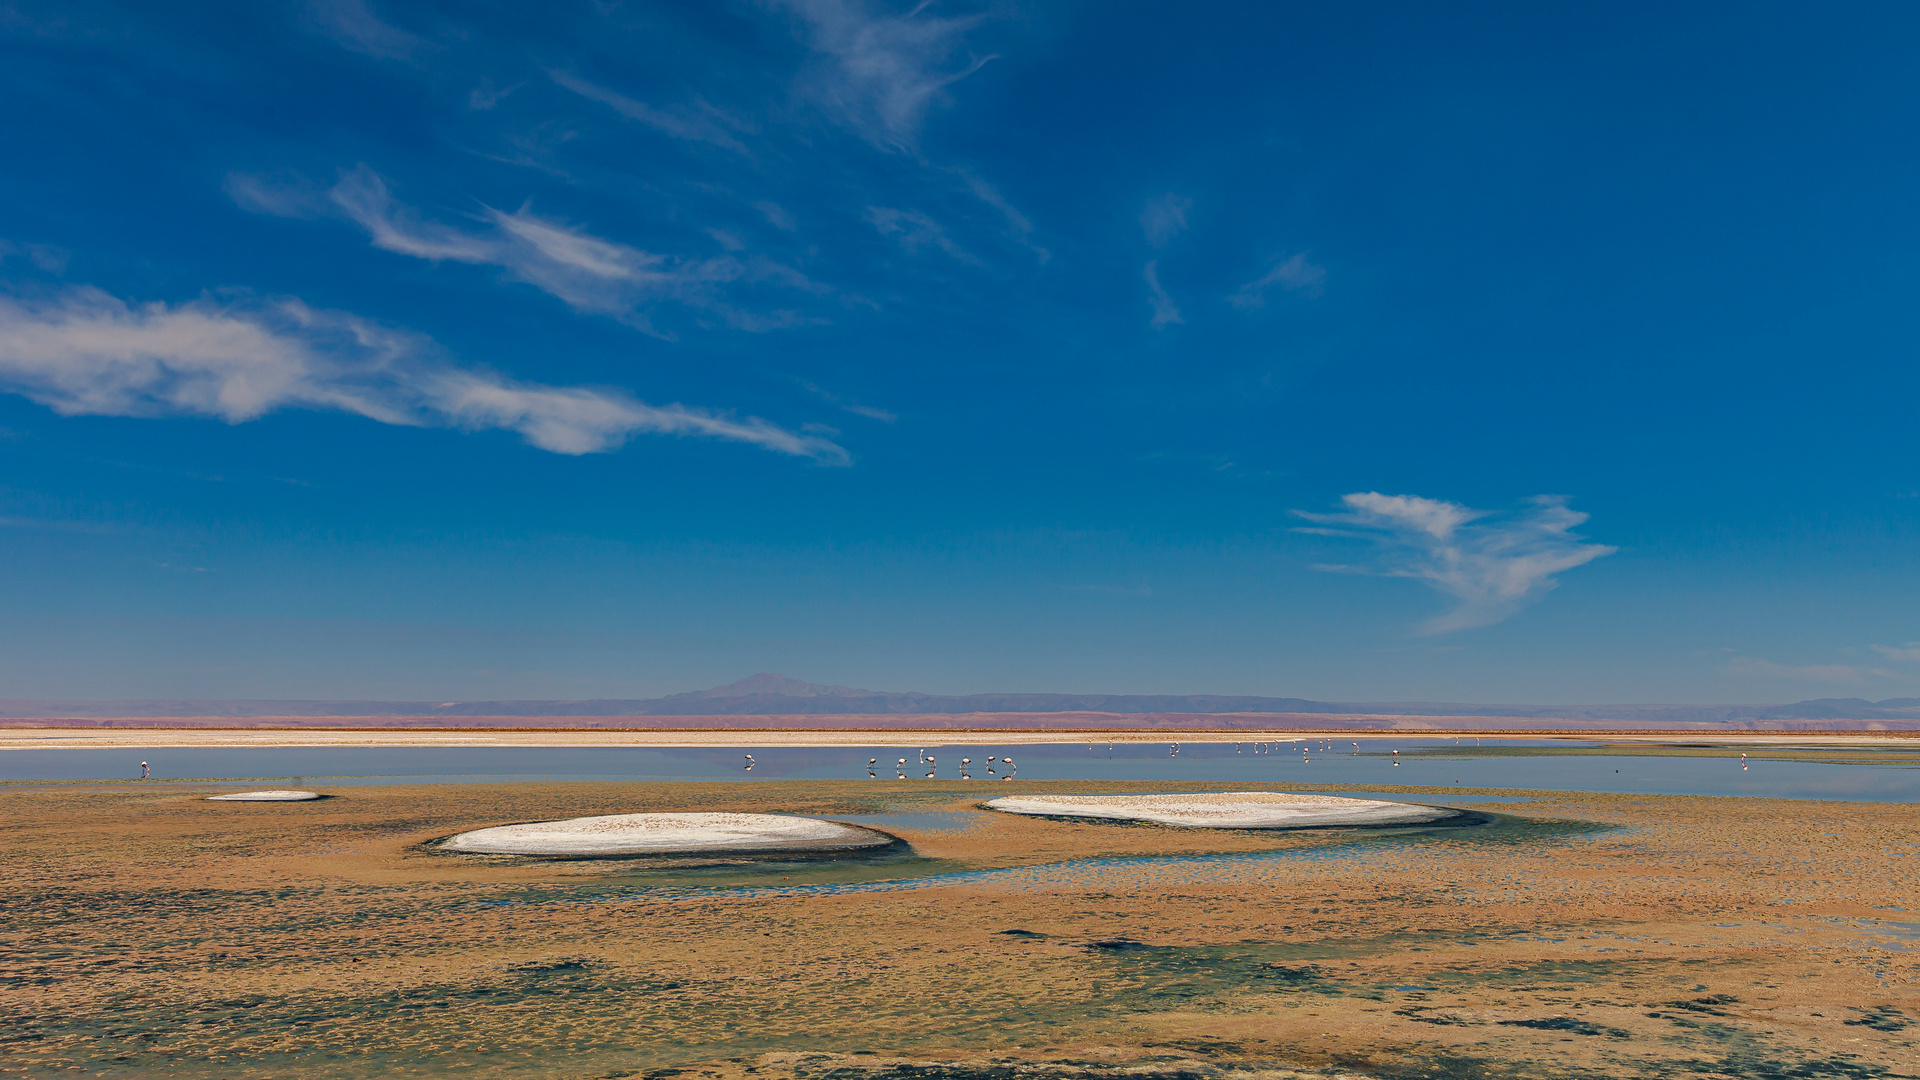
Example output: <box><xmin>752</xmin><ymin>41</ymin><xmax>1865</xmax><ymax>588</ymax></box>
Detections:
<box><xmin>1</xmin><ymin>0</ymin><xmax>1916</xmax><ymax>703</ymax></box>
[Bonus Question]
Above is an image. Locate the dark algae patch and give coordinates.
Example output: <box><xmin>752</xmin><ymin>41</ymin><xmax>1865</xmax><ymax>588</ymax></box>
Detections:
<box><xmin>1080</xmin><ymin>938</ymin><xmax>1156</xmax><ymax>953</ymax></box>
<box><xmin>1495</xmin><ymin>1016</ymin><xmax>1630</xmax><ymax>1037</ymax></box>
<box><xmin>1845</xmin><ymin>1006</ymin><xmax>1911</xmax><ymax>1033</ymax></box>
<box><xmin>1249</xmin><ymin>963</ymin><xmax>1327</xmax><ymax>988</ymax></box>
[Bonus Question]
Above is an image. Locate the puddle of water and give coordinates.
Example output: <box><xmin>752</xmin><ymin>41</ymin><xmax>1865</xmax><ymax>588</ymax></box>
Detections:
<box><xmin>489</xmin><ymin>813</ymin><xmax>1607</xmax><ymax>905</ymax></box>
<box><xmin>1856</xmin><ymin>921</ymin><xmax>1920</xmax><ymax>952</ymax></box>
<box><xmin>823</xmin><ymin>810</ymin><xmax>986</xmax><ymax>833</ymax></box>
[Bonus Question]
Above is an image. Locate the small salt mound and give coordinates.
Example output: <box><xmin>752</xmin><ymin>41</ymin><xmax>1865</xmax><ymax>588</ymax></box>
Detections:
<box><xmin>984</xmin><ymin>791</ymin><xmax>1454</xmax><ymax>829</ymax></box>
<box><xmin>440</xmin><ymin>812</ymin><xmax>894</xmax><ymax>857</ymax></box>
<box><xmin>207</xmin><ymin>790</ymin><xmax>322</xmax><ymax>802</ymax></box>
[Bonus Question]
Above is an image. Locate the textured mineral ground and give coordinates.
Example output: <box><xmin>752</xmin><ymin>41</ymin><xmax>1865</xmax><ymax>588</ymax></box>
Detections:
<box><xmin>204</xmin><ymin>790</ymin><xmax>322</xmax><ymax>802</ymax></box>
<box><xmin>983</xmin><ymin>792</ymin><xmax>1455</xmax><ymax>829</ymax></box>
<box><xmin>0</xmin><ymin>777</ymin><xmax>1915</xmax><ymax>1080</ymax></box>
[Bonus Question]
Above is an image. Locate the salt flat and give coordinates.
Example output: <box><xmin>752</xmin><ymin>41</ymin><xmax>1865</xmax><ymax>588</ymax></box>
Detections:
<box><xmin>3</xmin><ymin>779</ymin><xmax>1915</xmax><ymax>1080</ymax></box>
<box><xmin>205</xmin><ymin>790</ymin><xmax>321</xmax><ymax>801</ymax></box>
<box><xmin>440</xmin><ymin>811</ymin><xmax>893</xmax><ymax>856</ymax></box>
<box><xmin>985</xmin><ymin>790</ymin><xmax>1454</xmax><ymax>828</ymax></box>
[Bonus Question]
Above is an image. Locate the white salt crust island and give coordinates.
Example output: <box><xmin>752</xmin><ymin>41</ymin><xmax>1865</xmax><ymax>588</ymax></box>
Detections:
<box><xmin>440</xmin><ymin>812</ymin><xmax>896</xmax><ymax>857</ymax></box>
<box><xmin>205</xmin><ymin>790</ymin><xmax>322</xmax><ymax>802</ymax></box>
<box><xmin>983</xmin><ymin>791</ymin><xmax>1457</xmax><ymax>829</ymax></box>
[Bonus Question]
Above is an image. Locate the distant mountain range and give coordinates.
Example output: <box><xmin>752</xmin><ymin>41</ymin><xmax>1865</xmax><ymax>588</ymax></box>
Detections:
<box><xmin>3</xmin><ymin>672</ymin><xmax>1919</xmax><ymax>726</ymax></box>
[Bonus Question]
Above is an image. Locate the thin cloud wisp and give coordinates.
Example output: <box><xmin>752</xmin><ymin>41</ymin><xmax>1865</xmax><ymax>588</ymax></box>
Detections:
<box><xmin>773</xmin><ymin>0</ymin><xmax>996</xmax><ymax>151</ymax></box>
<box><xmin>0</xmin><ymin>287</ymin><xmax>848</xmax><ymax>462</ymax></box>
<box><xmin>1295</xmin><ymin>491</ymin><xmax>1615</xmax><ymax>633</ymax></box>
<box><xmin>232</xmin><ymin>165</ymin><xmax>818</xmax><ymax>337</ymax></box>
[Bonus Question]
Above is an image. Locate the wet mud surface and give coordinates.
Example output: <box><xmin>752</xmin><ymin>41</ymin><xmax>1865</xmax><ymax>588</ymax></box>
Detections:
<box><xmin>0</xmin><ymin>779</ymin><xmax>1915</xmax><ymax>1078</ymax></box>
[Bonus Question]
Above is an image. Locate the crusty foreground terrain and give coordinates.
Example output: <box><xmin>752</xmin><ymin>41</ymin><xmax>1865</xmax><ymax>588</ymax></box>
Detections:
<box><xmin>0</xmin><ymin>779</ymin><xmax>1914</xmax><ymax>1079</ymax></box>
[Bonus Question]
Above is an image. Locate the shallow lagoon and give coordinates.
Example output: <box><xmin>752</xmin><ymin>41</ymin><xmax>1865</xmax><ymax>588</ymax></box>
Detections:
<box><xmin>5</xmin><ymin>738</ymin><xmax>1917</xmax><ymax>800</ymax></box>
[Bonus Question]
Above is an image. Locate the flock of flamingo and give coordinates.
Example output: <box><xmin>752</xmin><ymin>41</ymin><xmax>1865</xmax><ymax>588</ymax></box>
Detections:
<box><xmin>727</xmin><ymin>737</ymin><xmax>1432</xmax><ymax>779</ymax></box>
<box><xmin>721</xmin><ymin>739</ymin><xmax>1758</xmax><ymax>778</ymax></box>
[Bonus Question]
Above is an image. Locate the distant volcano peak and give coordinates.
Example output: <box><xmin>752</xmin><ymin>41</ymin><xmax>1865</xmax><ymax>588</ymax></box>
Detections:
<box><xmin>673</xmin><ymin>673</ymin><xmax>881</xmax><ymax>699</ymax></box>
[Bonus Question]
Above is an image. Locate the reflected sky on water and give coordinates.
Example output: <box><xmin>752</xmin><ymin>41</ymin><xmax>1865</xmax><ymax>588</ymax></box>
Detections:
<box><xmin>3</xmin><ymin>739</ymin><xmax>1916</xmax><ymax>801</ymax></box>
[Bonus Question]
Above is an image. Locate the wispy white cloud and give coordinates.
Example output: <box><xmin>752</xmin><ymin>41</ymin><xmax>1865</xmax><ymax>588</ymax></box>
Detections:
<box><xmin>1295</xmin><ymin>492</ymin><xmax>1616</xmax><ymax>633</ymax></box>
<box><xmin>312</xmin><ymin>164</ymin><xmax>816</xmax><ymax>335</ymax></box>
<box><xmin>770</xmin><ymin>0</ymin><xmax>995</xmax><ymax>151</ymax></box>
<box><xmin>1724</xmin><ymin>656</ymin><xmax>1897</xmax><ymax>684</ymax></box>
<box><xmin>548</xmin><ymin>70</ymin><xmax>752</xmax><ymax>154</ymax></box>
<box><xmin>0</xmin><ymin>239</ymin><xmax>69</xmax><ymax>274</ymax></box>
<box><xmin>957</xmin><ymin>171</ymin><xmax>1048</xmax><ymax>262</ymax></box>
<box><xmin>1872</xmin><ymin>642</ymin><xmax>1920</xmax><ymax>664</ymax></box>
<box><xmin>799</xmin><ymin>379</ymin><xmax>896</xmax><ymax>422</ymax></box>
<box><xmin>225</xmin><ymin>171</ymin><xmax>332</xmax><ymax>220</ymax></box>
<box><xmin>0</xmin><ymin>287</ymin><xmax>847</xmax><ymax>462</ymax></box>
<box><xmin>328</xmin><ymin>166</ymin><xmax>496</xmax><ymax>261</ymax></box>
<box><xmin>468</xmin><ymin>79</ymin><xmax>521</xmax><ymax>111</ymax></box>
<box><xmin>1143</xmin><ymin>261</ymin><xmax>1182</xmax><ymax>328</ymax></box>
<box><xmin>756</xmin><ymin>202</ymin><xmax>799</xmax><ymax>232</ymax></box>
<box><xmin>299</xmin><ymin>0</ymin><xmax>425</xmax><ymax>60</ymax></box>
<box><xmin>1229</xmin><ymin>253</ymin><xmax>1326</xmax><ymax>306</ymax></box>
<box><xmin>1140</xmin><ymin>193</ymin><xmax>1191</xmax><ymax>248</ymax></box>
<box><xmin>865</xmin><ymin>206</ymin><xmax>979</xmax><ymax>265</ymax></box>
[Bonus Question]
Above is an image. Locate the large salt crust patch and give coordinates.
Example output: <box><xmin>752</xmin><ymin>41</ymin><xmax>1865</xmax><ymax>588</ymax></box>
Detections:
<box><xmin>206</xmin><ymin>790</ymin><xmax>321</xmax><ymax>802</ymax></box>
<box><xmin>984</xmin><ymin>791</ymin><xmax>1454</xmax><ymax>829</ymax></box>
<box><xmin>440</xmin><ymin>812</ymin><xmax>894</xmax><ymax>856</ymax></box>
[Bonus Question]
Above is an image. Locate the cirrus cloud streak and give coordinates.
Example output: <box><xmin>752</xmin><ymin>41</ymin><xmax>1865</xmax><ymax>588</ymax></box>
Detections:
<box><xmin>1295</xmin><ymin>492</ymin><xmax>1615</xmax><ymax>633</ymax></box>
<box><xmin>771</xmin><ymin>0</ymin><xmax>995</xmax><ymax>151</ymax></box>
<box><xmin>234</xmin><ymin>165</ymin><xmax>822</xmax><ymax>337</ymax></box>
<box><xmin>0</xmin><ymin>287</ymin><xmax>847</xmax><ymax>461</ymax></box>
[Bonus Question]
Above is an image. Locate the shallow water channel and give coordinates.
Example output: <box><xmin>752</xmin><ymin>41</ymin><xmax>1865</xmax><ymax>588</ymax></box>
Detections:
<box><xmin>484</xmin><ymin>809</ymin><xmax>1601</xmax><ymax>903</ymax></box>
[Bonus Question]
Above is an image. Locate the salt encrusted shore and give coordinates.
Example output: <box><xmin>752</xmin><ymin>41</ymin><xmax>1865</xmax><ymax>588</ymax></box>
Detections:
<box><xmin>983</xmin><ymin>791</ymin><xmax>1455</xmax><ymax>828</ymax></box>
<box><xmin>440</xmin><ymin>812</ymin><xmax>895</xmax><ymax>856</ymax></box>
<box><xmin>206</xmin><ymin>790</ymin><xmax>322</xmax><ymax>802</ymax></box>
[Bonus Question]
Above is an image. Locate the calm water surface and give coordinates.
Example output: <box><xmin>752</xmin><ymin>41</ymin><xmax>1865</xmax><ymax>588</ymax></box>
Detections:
<box><xmin>4</xmin><ymin>739</ymin><xmax>1916</xmax><ymax>801</ymax></box>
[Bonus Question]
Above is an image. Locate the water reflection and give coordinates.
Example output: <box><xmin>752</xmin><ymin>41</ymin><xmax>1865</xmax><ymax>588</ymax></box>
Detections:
<box><xmin>3</xmin><ymin>739</ymin><xmax>1916</xmax><ymax>801</ymax></box>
